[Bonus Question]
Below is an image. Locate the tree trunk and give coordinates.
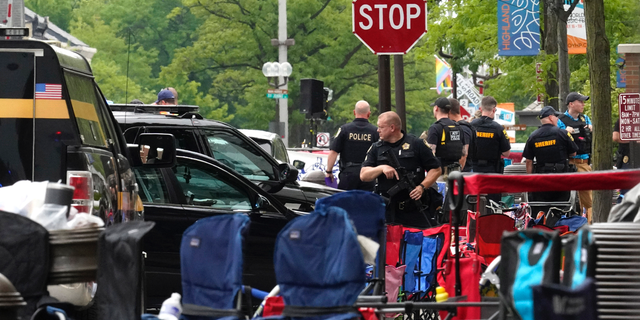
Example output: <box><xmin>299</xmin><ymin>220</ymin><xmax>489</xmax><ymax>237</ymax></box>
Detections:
<box><xmin>584</xmin><ymin>0</ymin><xmax>613</xmax><ymax>222</ymax></box>
<box><xmin>544</xmin><ymin>0</ymin><xmax>559</xmax><ymax>109</ymax></box>
<box><xmin>557</xmin><ymin>0</ymin><xmax>570</xmax><ymax>112</ymax></box>
<box><xmin>558</xmin><ymin>0</ymin><xmax>581</xmax><ymax>112</ymax></box>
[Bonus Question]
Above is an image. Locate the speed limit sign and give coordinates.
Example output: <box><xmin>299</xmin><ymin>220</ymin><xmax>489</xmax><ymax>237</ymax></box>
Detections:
<box><xmin>316</xmin><ymin>132</ymin><xmax>330</xmax><ymax>147</ymax></box>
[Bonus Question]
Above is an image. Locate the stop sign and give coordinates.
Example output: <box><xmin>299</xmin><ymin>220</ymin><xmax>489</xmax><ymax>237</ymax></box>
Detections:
<box><xmin>352</xmin><ymin>0</ymin><xmax>427</xmax><ymax>55</ymax></box>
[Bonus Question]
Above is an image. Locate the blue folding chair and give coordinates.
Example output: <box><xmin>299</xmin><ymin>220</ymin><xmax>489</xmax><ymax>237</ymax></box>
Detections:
<box><xmin>180</xmin><ymin>214</ymin><xmax>250</xmax><ymax>320</ymax></box>
<box><xmin>272</xmin><ymin>206</ymin><xmax>366</xmax><ymax>320</ymax></box>
<box><xmin>315</xmin><ymin>190</ymin><xmax>386</xmax><ymax>295</ymax></box>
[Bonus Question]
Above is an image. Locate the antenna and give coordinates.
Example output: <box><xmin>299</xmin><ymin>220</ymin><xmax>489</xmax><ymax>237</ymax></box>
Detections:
<box><xmin>125</xmin><ymin>29</ymin><xmax>131</xmax><ymax>124</ymax></box>
<box><xmin>125</xmin><ymin>29</ymin><xmax>131</xmax><ymax>105</ymax></box>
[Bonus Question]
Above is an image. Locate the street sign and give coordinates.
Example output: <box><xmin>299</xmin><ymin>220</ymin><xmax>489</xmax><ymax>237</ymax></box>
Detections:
<box><xmin>456</xmin><ymin>74</ymin><xmax>481</xmax><ymax>106</ymax></box>
<box><xmin>619</xmin><ymin>93</ymin><xmax>640</xmax><ymax>141</ymax></box>
<box><xmin>316</xmin><ymin>132</ymin><xmax>330</xmax><ymax>147</ymax></box>
<box><xmin>352</xmin><ymin>0</ymin><xmax>427</xmax><ymax>55</ymax></box>
<box><xmin>267</xmin><ymin>89</ymin><xmax>289</xmax><ymax>94</ymax></box>
<box><xmin>503</xmin><ymin>124</ymin><xmax>527</xmax><ymax>131</ymax></box>
<box><xmin>267</xmin><ymin>93</ymin><xmax>288</xmax><ymax>99</ymax></box>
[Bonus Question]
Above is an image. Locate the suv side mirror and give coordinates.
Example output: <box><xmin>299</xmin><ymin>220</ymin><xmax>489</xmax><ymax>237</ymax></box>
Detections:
<box><xmin>128</xmin><ymin>133</ymin><xmax>177</xmax><ymax>168</ymax></box>
<box><xmin>279</xmin><ymin>163</ymin><xmax>299</xmax><ymax>184</ymax></box>
<box><xmin>292</xmin><ymin>160</ymin><xmax>305</xmax><ymax>170</ymax></box>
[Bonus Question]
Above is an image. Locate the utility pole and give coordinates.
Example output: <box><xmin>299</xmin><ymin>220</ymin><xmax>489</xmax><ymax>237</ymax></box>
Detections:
<box><xmin>278</xmin><ymin>0</ymin><xmax>289</xmax><ymax>147</ymax></box>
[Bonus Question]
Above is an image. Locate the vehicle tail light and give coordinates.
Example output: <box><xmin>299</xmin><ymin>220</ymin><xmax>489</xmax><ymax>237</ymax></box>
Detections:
<box><xmin>67</xmin><ymin>171</ymin><xmax>93</xmax><ymax>213</ymax></box>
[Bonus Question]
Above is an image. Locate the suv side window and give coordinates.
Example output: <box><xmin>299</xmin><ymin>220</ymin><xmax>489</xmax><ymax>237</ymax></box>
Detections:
<box><xmin>135</xmin><ymin>167</ymin><xmax>170</xmax><ymax>203</ymax></box>
<box><xmin>64</xmin><ymin>72</ymin><xmax>110</xmax><ymax>147</ymax></box>
<box><xmin>273</xmin><ymin>138</ymin><xmax>289</xmax><ymax>164</ymax></box>
<box><xmin>202</xmin><ymin>130</ymin><xmax>276</xmax><ymax>181</ymax></box>
<box><xmin>144</xmin><ymin>128</ymin><xmax>200</xmax><ymax>152</ymax></box>
<box><xmin>174</xmin><ymin>159</ymin><xmax>252</xmax><ymax>210</ymax></box>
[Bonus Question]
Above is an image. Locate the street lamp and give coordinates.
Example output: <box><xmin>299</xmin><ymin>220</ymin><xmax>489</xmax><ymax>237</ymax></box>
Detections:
<box><xmin>262</xmin><ymin>62</ymin><xmax>293</xmax><ymax>88</ymax></box>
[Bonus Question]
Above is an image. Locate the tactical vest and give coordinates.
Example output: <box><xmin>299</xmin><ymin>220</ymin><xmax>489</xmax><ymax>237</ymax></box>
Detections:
<box><xmin>473</xmin><ymin>121</ymin><xmax>502</xmax><ymax>162</ymax></box>
<box><xmin>530</xmin><ymin>130</ymin><xmax>569</xmax><ymax>173</ymax></box>
<box><xmin>458</xmin><ymin>120</ymin><xmax>476</xmax><ymax>160</ymax></box>
<box><xmin>559</xmin><ymin>114</ymin><xmax>592</xmax><ymax>155</ymax></box>
<box><xmin>434</xmin><ymin>120</ymin><xmax>463</xmax><ymax>165</ymax></box>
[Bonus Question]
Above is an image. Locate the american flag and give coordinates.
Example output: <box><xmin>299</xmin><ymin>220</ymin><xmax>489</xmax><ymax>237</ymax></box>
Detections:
<box><xmin>35</xmin><ymin>83</ymin><xmax>62</xmax><ymax>100</ymax></box>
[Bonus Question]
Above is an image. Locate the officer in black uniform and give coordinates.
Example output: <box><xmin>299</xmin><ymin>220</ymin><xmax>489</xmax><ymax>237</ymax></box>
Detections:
<box><xmin>448</xmin><ymin>98</ymin><xmax>474</xmax><ymax>172</ymax></box>
<box><xmin>613</xmin><ymin>118</ymin><xmax>630</xmax><ymax>203</ymax></box>
<box><xmin>426</xmin><ymin>97</ymin><xmax>466</xmax><ymax>176</ymax></box>
<box><xmin>326</xmin><ymin>100</ymin><xmax>379</xmax><ymax>190</ymax></box>
<box><xmin>523</xmin><ymin>106</ymin><xmax>578</xmax><ymax>202</ymax></box>
<box><xmin>470</xmin><ymin>96</ymin><xmax>511</xmax><ymax>205</ymax></box>
<box><xmin>361</xmin><ymin>111</ymin><xmax>442</xmax><ymax>227</ymax></box>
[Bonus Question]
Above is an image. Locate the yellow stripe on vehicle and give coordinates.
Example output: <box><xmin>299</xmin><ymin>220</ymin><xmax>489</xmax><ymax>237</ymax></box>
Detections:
<box><xmin>71</xmin><ymin>99</ymin><xmax>100</xmax><ymax>122</ymax></box>
<box><xmin>0</xmin><ymin>99</ymin><xmax>70</xmax><ymax>119</ymax></box>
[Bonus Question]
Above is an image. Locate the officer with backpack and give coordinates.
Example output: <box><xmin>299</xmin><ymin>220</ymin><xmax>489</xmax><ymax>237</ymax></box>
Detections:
<box><xmin>557</xmin><ymin>92</ymin><xmax>592</xmax><ymax>222</ymax></box>
<box><xmin>426</xmin><ymin>97</ymin><xmax>467</xmax><ymax>178</ymax></box>
<box><xmin>523</xmin><ymin>106</ymin><xmax>578</xmax><ymax>202</ymax></box>
<box><xmin>449</xmin><ymin>98</ymin><xmax>474</xmax><ymax>172</ymax></box>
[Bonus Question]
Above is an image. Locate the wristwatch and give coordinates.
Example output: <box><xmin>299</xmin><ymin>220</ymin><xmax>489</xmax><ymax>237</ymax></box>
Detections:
<box><xmin>419</xmin><ymin>184</ymin><xmax>426</xmax><ymax>191</ymax></box>
<box><xmin>325</xmin><ymin>170</ymin><xmax>332</xmax><ymax>174</ymax></box>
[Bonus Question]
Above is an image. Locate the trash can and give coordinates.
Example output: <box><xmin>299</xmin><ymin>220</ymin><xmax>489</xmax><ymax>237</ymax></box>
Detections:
<box><xmin>0</xmin><ymin>272</ymin><xmax>26</xmax><ymax>320</ymax></box>
<box><xmin>48</xmin><ymin>227</ymin><xmax>104</xmax><ymax>285</ymax></box>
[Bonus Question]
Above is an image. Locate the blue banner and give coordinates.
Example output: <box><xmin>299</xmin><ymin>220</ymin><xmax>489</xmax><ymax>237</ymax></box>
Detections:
<box><xmin>498</xmin><ymin>0</ymin><xmax>541</xmax><ymax>56</ymax></box>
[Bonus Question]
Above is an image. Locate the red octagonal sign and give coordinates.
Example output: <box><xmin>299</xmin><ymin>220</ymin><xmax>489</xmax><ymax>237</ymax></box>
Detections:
<box><xmin>352</xmin><ymin>0</ymin><xmax>427</xmax><ymax>55</ymax></box>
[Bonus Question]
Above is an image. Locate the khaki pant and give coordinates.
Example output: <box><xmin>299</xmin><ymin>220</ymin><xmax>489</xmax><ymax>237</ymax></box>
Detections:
<box><xmin>571</xmin><ymin>160</ymin><xmax>592</xmax><ymax>223</ymax></box>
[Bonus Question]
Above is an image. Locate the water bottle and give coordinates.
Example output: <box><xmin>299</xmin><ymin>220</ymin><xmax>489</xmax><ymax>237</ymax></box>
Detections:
<box><xmin>435</xmin><ymin>286</ymin><xmax>449</xmax><ymax>303</ymax></box>
<box><xmin>158</xmin><ymin>293</ymin><xmax>182</xmax><ymax>320</ymax></box>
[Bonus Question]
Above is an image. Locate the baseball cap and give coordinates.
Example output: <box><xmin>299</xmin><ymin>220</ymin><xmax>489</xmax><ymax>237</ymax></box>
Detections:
<box><xmin>155</xmin><ymin>89</ymin><xmax>175</xmax><ymax>103</ymax></box>
<box><xmin>539</xmin><ymin>106</ymin><xmax>561</xmax><ymax>119</ymax></box>
<box><xmin>431</xmin><ymin>97</ymin><xmax>451</xmax><ymax>111</ymax></box>
<box><xmin>566</xmin><ymin>92</ymin><xmax>589</xmax><ymax>105</ymax></box>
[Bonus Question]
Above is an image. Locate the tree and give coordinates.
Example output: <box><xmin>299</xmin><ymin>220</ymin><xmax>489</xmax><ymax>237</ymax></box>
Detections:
<box><xmin>584</xmin><ymin>0</ymin><xmax>612</xmax><ymax>222</ymax></box>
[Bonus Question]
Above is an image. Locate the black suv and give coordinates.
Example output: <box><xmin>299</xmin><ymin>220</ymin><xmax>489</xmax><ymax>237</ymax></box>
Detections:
<box><xmin>0</xmin><ymin>40</ymin><xmax>173</xmax><ymax>308</ymax></box>
<box><xmin>134</xmin><ymin>148</ymin><xmax>299</xmax><ymax>308</ymax></box>
<box><xmin>110</xmin><ymin>104</ymin><xmax>340</xmax><ymax>211</ymax></box>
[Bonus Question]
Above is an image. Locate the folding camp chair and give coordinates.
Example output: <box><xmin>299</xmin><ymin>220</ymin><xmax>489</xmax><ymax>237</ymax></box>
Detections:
<box><xmin>180</xmin><ymin>214</ymin><xmax>250</xmax><ymax>320</ymax></box>
<box><xmin>315</xmin><ymin>190</ymin><xmax>386</xmax><ymax>295</ymax></box>
<box><xmin>266</xmin><ymin>206</ymin><xmax>366</xmax><ymax>320</ymax></box>
<box><xmin>475</xmin><ymin>214</ymin><xmax>516</xmax><ymax>265</ymax></box>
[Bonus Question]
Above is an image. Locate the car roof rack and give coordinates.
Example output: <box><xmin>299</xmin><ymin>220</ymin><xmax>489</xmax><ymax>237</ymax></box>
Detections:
<box><xmin>109</xmin><ymin>104</ymin><xmax>200</xmax><ymax>117</ymax></box>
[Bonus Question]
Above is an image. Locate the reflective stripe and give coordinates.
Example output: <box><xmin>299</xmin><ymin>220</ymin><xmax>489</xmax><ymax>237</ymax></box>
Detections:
<box><xmin>0</xmin><ymin>99</ymin><xmax>69</xmax><ymax>119</ymax></box>
<box><xmin>71</xmin><ymin>99</ymin><xmax>100</xmax><ymax>122</ymax></box>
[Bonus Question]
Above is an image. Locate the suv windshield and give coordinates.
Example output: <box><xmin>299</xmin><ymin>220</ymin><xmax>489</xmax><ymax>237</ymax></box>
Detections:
<box><xmin>203</xmin><ymin>130</ymin><xmax>275</xmax><ymax>181</ymax></box>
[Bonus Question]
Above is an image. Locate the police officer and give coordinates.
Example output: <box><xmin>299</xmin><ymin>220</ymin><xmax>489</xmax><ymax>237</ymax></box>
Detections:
<box><xmin>613</xmin><ymin>118</ymin><xmax>630</xmax><ymax>203</ymax></box>
<box><xmin>470</xmin><ymin>96</ymin><xmax>511</xmax><ymax>205</ymax></box>
<box><xmin>426</xmin><ymin>98</ymin><xmax>467</xmax><ymax>177</ymax></box>
<box><xmin>361</xmin><ymin>112</ymin><xmax>442</xmax><ymax>227</ymax></box>
<box><xmin>449</xmin><ymin>98</ymin><xmax>474</xmax><ymax>172</ymax></box>
<box><xmin>557</xmin><ymin>92</ymin><xmax>592</xmax><ymax>221</ymax></box>
<box><xmin>326</xmin><ymin>100</ymin><xmax>379</xmax><ymax>190</ymax></box>
<box><xmin>523</xmin><ymin>106</ymin><xmax>578</xmax><ymax>202</ymax></box>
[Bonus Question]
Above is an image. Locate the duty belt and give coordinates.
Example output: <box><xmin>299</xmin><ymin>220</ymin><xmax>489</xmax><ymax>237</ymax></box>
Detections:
<box><xmin>536</xmin><ymin>163</ymin><xmax>567</xmax><ymax>173</ymax></box>
<box><xmin>344</xmin><ymin>162</ymin><xmax>362</xmax><ymax>167</ymax></box>
<box><xmin>474</xmin><ymin>160</ymin><xmax>498</xmax><ymax>166</ymax></box>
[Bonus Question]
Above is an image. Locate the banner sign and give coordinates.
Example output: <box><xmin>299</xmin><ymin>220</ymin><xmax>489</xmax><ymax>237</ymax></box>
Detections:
<box><xmin>498</xmin><ymin>0</ymin><xmax>540</xmax><ymax>56</ymax></box>
<box><xmin>565</xmin><ymin>0</ymin><xmax>586</xmax><ymax>54</ymax></box>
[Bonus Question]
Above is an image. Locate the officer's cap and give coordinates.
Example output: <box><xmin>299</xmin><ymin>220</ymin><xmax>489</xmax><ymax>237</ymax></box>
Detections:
<box><xmin>431</xmin><ymin>97</ymin><xmax>451</xmax><ymax>112</ymax></box>
<box><xmin>539</xmin><ymin>106</ymin><xmax>561</xmax><ymax>119</ymax></box>
<box><xmin>566</xmin><ymin>92</ymin><xmax>589</xmax><ymax>105</ymax></box>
